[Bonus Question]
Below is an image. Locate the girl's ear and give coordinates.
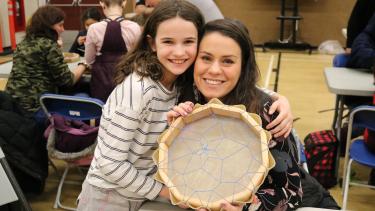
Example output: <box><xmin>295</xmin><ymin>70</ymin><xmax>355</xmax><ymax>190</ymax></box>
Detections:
<box><xmin>147</xmin><ymin>35</ymin><xmax>156</xmax><ymax>52</ymax></box>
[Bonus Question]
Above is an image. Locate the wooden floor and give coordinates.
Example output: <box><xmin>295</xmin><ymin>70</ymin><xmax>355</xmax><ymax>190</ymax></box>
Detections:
<box><xmin>0</xmin><ymin>51</ymin><xmax>374</xmax><ymax>210</ymax></box>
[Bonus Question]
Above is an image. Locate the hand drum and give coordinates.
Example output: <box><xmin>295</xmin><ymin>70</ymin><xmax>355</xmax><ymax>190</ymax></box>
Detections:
<box><xmin>153</xmin><ymin>99</ymin><xmax>275</xmax><ymax>211</ymax></box>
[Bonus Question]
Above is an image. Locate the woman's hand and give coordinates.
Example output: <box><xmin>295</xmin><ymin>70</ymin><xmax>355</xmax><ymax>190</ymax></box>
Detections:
<box><xmin>166</xmin><ymin>101</ymin><xmax>194</xmax><ymax>125</ymax></box>
<box><xmin>266</xmin><ymin>95</ymin><xmax>293</xmax><ymax>138</ymax></box>
<box><xmin>57</xmin><ymin>37</ymin><xmax>63</xmax><ymax>48</ymax></box>
<box><xmin>219</xmin><ymin>201</ymin><xmax>243</xmax><ymax>211</ymax></box>
<box><xmin>195</xmin><ymin>202</ymin><xmax>243</xmax><ymax>211</ymax></box>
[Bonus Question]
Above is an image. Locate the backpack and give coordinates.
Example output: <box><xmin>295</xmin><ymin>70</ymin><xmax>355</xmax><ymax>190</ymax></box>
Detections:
<box><xmin>304</xmin><ymin>130</ymin><xmax>338</xmax><ymax>189</ymax></box>
<box><xmin>44</xmin><ymin>114</ymin><xmax>98</xmax><ymax>159</ymax></box>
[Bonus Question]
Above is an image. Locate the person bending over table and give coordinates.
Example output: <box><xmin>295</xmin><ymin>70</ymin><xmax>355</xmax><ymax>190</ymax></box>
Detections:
<box><xmin>5</xmin><ymin>6</ymin><xmax>87</xmax><ymax>119</ymax></box>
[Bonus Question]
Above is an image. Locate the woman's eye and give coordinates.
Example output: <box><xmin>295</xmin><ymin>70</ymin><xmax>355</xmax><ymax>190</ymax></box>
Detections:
<box><xmin>222</xmin><ymin>59</ymin><xmax>234</xmax><ymax>65</ymax></box>
<box><xmin>201</xmin><ymin>55</ymin><xmax>211</xmax><ymax>62</ymax></box>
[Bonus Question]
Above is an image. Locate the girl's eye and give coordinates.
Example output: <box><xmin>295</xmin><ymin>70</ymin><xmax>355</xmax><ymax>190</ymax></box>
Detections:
<box><xmin>184</xmin><ymin>39</ymin><xmax>196</xmax><ymax>44</ymax></box>
<box><xmin>162</xmin><ymin>40</ymin><xmax>173</xmax><ymax>44</ymax></box>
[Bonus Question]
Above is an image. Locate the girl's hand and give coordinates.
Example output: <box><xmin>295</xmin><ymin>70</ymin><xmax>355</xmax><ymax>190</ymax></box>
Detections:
<box><xmin>167</xmin><ymin>101</ymin><xmax>194</xmax><ymax>125</ymax></box>
<box><xmin>159</xmin><ymin>186</ymin><xmax>170</xmax><ymax>200</ymax></box>
<box><xmin>266</xmin><ymin>95</ymin><xmax>293</xmax><ymax>138</ymax></box>
<box><xmin>77</xmin><ymin>36</ymin><xmax>86</xmax><ymax>45</ymax></box>
<box><xmin>177</xmin><ymin>202</ymin><xmax>190</xmax><ymax>209</ymax></box>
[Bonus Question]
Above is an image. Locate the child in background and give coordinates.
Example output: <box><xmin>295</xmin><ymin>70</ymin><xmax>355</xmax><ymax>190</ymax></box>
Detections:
<box><xmin>85</xmin><ymin>0</ymin><xmax>141</xmax><ymax>102</ymax></box>
<box><xmin>69</xmin><ymin>7</ymin><xmax>102</xmax><ymax>56</ymax></box>
<box><xmin>77</xmin><ymin>1</ymin><xmax>204</xmax><ymax>210</ymax></box>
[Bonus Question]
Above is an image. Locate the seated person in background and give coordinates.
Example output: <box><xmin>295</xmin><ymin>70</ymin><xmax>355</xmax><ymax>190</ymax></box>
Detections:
<box><xmin>345</xmin><ymin>13</ymin><xmax>374</xmax><ymax>108</ymax></box>
<box><xmin>346</xmin><ymin>13</ymin><xmax>375</xmax><ymax>186</ymax></box>
<box><xmin>5</xmin><ymin>6</ymin><xmax>87</xmax><ymax>118</ymax></box>
<box><xmin>134</xmin><ymin>0</ymin><xmax>159</xmax><ymax>17</ymax></box>
<box><xmin>134</xmin><ymin>0</ymin><xmax>224</xmax><ymax>23</ymax></box>
<box><xmin>69</xmin><ymin>7</ymin><xmax>102</xmax><ymax>56</ymax></box>
<box><xmin>168</xmin><ymin>18</ymin><xmax>302</xmax><ymax>211</ymax></box>
<box><xmin>346</xmin><ymin>0</ymin><xmax>375</xmax><ymax>53</ymax></box>
<box><xmin>347</xmin><ymin>13</ymin><xmax>375</xmax><ymax>69</ymax></box>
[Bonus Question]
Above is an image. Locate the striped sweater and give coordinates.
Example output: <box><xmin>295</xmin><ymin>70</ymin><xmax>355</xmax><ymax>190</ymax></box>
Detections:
<box><xmin>86</xmin><ymin>72</ymin><xmax>177</xmax><ymax>201</ymax></box>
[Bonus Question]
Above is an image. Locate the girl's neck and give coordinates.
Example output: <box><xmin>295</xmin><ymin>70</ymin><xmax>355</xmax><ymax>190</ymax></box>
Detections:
<box><xmin>160</xmin><ymin>72</ymin><xmax>177</xmax><ymax>91</ymax></box>
<box><xmin>104</xmin><ymin>7</ymin><xmax>123</xmax><ymax>19</ymax></box>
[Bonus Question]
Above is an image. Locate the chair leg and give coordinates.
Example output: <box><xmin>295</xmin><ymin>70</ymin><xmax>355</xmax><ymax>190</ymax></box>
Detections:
<box><xmin>342</xmin><ymin>159</ymin><xmax>353</xmax><ymax>210</ymax></box>
<box><xmin>54</xmin><ymin>164</ymin><xmax>77</xmax><ymax>211</ymax></box>
<box><xmin>49</xmin><ymin>158</ymin><xmax>58</xmax><ymax>173</ymax></box>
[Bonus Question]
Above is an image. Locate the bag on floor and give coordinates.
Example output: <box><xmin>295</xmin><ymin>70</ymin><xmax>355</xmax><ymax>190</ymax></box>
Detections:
<box><xmin>44</xmin><ymin>114</ymin><xmax>98</xmax><ymax>154</ymax></box>
<box><xmin>304</xmin><ymin>130</ymin><xmax>338</xmax><ymax>189</ymax></box>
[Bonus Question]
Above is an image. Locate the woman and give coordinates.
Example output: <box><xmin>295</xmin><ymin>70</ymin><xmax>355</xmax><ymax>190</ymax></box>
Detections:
<box><xmin>168</xmin><ymin>19</ymin><xmax>302</xmax><ymax>211</ymax></box>
<box><xmin>5</xmin><ymin>5</ymin><xmax>86</xmax><ymax>117</ymax></box>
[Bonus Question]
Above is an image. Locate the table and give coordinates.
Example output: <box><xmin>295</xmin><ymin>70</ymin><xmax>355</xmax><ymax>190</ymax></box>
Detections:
<box><xmin>0</xmin><ymin>59</ymin><xmax>83</xmax><ymax>78</ymax></box>
<box><xmin>324</xmin><ymin>67</ymin><xmax>375</xmax><ymax>180</ymax></box>
<box><xmin>324</xmin><ymin>67</ymin><xmax>374</xmax><ymax>138</ymax></box>
<box><xmin>0</xmin><ymin>58</ymin><xmax>91</xmax><ymax>88</ymax></box>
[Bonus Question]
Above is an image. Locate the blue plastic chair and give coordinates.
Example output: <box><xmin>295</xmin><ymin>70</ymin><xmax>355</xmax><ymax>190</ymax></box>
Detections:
<box><xmin>342</xmin><ymin>105</ymin><xmax>375</xmax><ymax>210</ymax></box>
<box><xmin>332</xmin><ymin>53</ymin><xmax>350</xmax><ymax>67</ymax></box>
<box><xmin>39</xmin><ymin>93</ymin><xmax>104</xmax><ymax>211</ymax></box>
<box><xmin>291</xmin><ymin>129</ymin><xmax>309</xmax><ymax>172</ymax></box>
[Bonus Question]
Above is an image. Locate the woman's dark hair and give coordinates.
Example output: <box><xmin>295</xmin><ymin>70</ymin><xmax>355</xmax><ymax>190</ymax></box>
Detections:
<box><xmin>81</xmin><ymin>7</ymin><xmax>102</xmax><ymax>26</ymax></box>
<box><xmin>25</xmin><ymin>6</ymin><xmax>65</xmax><ymax>41</ymax></box>
<box><xmin>200</xmin><ymin>19</ymin><xmax>261</xmax><ymax>112</ymax></box>
<box><xmin>115</xmin><ymin>0</ymin><xmax>204</xmax><ymax>91</ymax></box>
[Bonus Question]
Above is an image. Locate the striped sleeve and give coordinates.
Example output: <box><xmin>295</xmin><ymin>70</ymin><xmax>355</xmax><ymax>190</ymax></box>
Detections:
<box><xmin>95</xmin><ymin>80</ymin><xmax>163</xmax><ymax>199</ymax></box>
<box><xmin>96</xmin><ymin>106</ymin><xmax>163</xmax><ymax>199</ymax></box>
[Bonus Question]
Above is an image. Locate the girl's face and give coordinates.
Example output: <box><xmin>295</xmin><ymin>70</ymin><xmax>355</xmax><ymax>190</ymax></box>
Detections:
<box><xmin>52</xmin><ymin>20</ymin><xmax>65</xmax><ymax>35</ymax></box>
<box><xmin>84</xmin><ymin>18</ymin><xmax>98</xmax><ymax>30</ymax></box>
<box><xmin>149</xmin><ymin>16</ymin><xmax>198</xmax><ymax>89</ymax></box>
<box><xmin>194</xmin><ymin>32</ymin><xmax>242</xmax><ymax>102</ymax></box>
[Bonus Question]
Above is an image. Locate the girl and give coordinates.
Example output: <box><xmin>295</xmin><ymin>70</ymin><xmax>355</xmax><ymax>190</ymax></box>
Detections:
<box><xmin>77</xmin><ymin>1</ymin><xmax>204</xmax><ymax>210</ymax></box>
<box><xmin>85</xmin><ymin>0</ymin><xmax>141</xmax><ymax>102</ymax></box>
<box><xmin>69</xmin><ymin>7</ymin><xmax>102</xmax><ymax>56</ymax></box>
<box><xmin>5</xmin><ymin>6</ymin><xmax>86</xmax><ymax>116</ymax></box>
<box><xmin>168</xmin><ymin>19</ymin><xmax>302</xmax><ymax>211</ymax></box>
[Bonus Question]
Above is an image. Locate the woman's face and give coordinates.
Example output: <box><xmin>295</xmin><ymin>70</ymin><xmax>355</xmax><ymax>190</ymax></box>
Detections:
<box><xmin>84</xmin><ymin>18</ymin><xmax>98</xmax><ymax>30</ymax></box>
<box><xmin>52</xmin><ymin>20</ymin><xmax>65</xmax><ymax>35</ymax></box>
<box><xmin>194</xmin><ymin>32</ymin><xmax>242</xmax><ymax>102</ymax></box>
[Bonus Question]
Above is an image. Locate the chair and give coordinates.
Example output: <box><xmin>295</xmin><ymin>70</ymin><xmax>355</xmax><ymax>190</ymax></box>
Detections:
<box><xmin>0</xmin><ymin>146</ymin><xmax>32</xmax><ymax>211</ymax></box>
<box><xmin>291</xmin><ymin>129</ymin><xmax>309</xmax><ymax>172</ymax></box>
<box><xmin>40</xmin><ymin>93</ymin><xmax>104</xmax><ymax>211</ymax></box>
<box><xmin>342</xmin><ymin>106</ymin><xmax>375</xmax><ymax>210</ymax></box>
<box><xmin>332</xmin><ymin>53</ymin><xmax>350</xmax><ymax>68</ymax></box>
